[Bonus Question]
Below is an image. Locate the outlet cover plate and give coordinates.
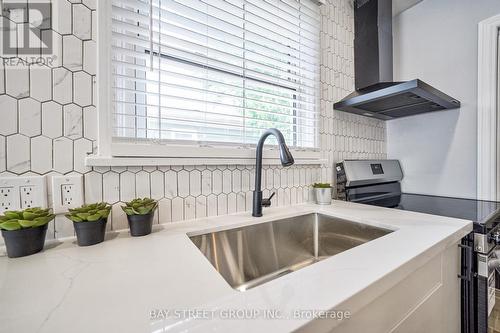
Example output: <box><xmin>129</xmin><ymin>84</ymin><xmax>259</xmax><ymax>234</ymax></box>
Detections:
<box><xmin>0</xmin><ymin>176</ymin><xmax>48</xmax><ymax>212</ymax></box>
<box><xmin>52</xmin><ymin>175</ymin><xmax>84</xmax><ymax>214</ymax></box>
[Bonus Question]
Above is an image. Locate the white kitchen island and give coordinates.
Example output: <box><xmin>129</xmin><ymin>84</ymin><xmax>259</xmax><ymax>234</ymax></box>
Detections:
<box><xmin>0</xmin><ymin>200</ymin><xmax>471</xmax><ymax>333</ymax></box>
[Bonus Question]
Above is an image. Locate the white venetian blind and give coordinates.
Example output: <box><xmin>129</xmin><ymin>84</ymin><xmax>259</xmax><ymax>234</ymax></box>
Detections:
<box><xmin>111</xmin><ymin>0</ymin><xmax>320</xmax><ymax>149</ymax></box>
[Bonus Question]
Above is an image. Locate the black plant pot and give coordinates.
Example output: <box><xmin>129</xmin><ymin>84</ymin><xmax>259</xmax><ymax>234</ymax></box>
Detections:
<box><xmin>127</xmin><ymin>213</ymin><xmax>153</xmax><ymax>237</ymax></box>
<box><xmin>1</xmin><ymin>224</ymin><xmax>48</xmax><ymax>258</ymax></box>
<box><xmin>73</xmin><ymin>218</ymin><xmax>107</xmax><ymax>246</ymax></box>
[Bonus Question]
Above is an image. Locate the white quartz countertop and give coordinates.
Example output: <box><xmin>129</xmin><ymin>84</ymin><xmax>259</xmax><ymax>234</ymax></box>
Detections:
<box><xmin>0</xmin><ymin>201</ymin><xmax>472</xmax><ymax>333</ymax></box>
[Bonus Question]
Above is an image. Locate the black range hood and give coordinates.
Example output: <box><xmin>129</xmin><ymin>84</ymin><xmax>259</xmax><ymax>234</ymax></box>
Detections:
<box><xmin>333</xmin><ymin>0</ymin><xmax>460</xmax><ymax>120</ymax></box>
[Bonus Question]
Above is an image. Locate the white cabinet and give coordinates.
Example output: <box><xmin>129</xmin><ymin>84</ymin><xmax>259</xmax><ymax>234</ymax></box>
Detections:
<box><xmin>298</xmin><ymin>242</ymin><xmax>461</xmax><ymax>333</ymax></box>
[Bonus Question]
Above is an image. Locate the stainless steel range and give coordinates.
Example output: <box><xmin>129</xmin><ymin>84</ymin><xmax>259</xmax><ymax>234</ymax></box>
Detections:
<box><xmin>336</xmin><ymin>159</ymin><xmax>500</xmax><ymax>333</ymax></box>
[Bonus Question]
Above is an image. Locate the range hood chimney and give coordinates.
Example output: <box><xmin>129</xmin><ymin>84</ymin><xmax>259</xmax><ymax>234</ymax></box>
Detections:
<box><xmin>333</xmin><ymin>0</ymin><xmax>460</xmax><ymax>120</ymax></box>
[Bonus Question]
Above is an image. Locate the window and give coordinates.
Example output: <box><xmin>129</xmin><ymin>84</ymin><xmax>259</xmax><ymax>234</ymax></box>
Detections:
<box><xmin>97</xmin><ymin>0</ymin><xmax>321</xmax><ymax>162</ymax></box>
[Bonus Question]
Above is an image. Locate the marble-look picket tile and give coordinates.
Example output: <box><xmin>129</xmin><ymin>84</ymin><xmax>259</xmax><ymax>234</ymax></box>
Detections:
<box><xmin>232</xmin><ymin>169</ymin><xmax>241</xmax><ymax>193</ymax></box>
<box><xmin>274</xmin><ymin>168</ymin><xmax>281</xmax><ymax>189</ymax></box>
<box><xmin>83</xmin><ymin>105</ymin><xmax>97</xmax><ymax>140</ymax></box>
<box><xmin>73</xmin><ymin>138</ymin><xmax>92</xmax><ymax>173</ymax></box>
<box><xmin>119</xmin><ymin>171</ymin><xmax>136</xmax><ymax>202</ymax></box>
<box><xmin>195</xmin><ymin>196</ymin><xmax>207</xmax><ymax>218</ymax></box>
<box><xmin>212</xmin><ymin>169</ymin><xmax>223</xmax><ymax>194</ymax></box>
<box><xmin>184</xmin><ymin>196</ymin><xmax>196</xmax><ymax>220</ymax></box>
<box><xmin>171</xmin><ymin>197</ymin><xmax>184</xmax><ymax>222</ymax></box>
<box><xmin>6</xmin><ymin>134</ymin><xmax>30</xmax><ymax>174</ymax></box>
<box><xmin>63</xmin><ymin>104</ymin><xmax>83</xmax><ymax>139</ymax></box>
<box><xmin>164</xmin><ymin>170</ymin><xmax>177</xmax><ymax>198</ymax></box>
<box><xmin>52</xmin><ymin>67</ymin><xmax>73</xmax><ymax>104</ymax></box>
<box><xmin>62</xmin><ymin>35</ymin><xmax>83</xmax><ymax>71</ymax></box>
<box><xmin>189</xmin><ymin>170</ymin><xmax>201</xmax><ymax>197</ymax></box>
<box><xmin>0</xmin><ymin>95</ymin><xmax>18</xmax><ymax>135</ymax></box>
<box><xmin>177</xmin><ymin>170</ymin><xmax>189</xmax><ymax>198</ymax></box>
<box><xmin>283</xmin><ymin>188</ymin><xmax>291</xmax><ymax>205</ymax></box>
<box><xmin>111</xmin><ymin>204</ymin><xmax>128</xmax><ymax>231</ymax></box>
<box><xmin>41</xmin><ymin>101</ymin><xmax>63</xmax><ymax>138</ymax></box>
<box><xmin>72</xmin><ymin>4</ymin><xmax>92</xmax><ymax>40</ymax></box>
<box><xmin>288</xmin><ymin>169</ymin><xmax>294</xmax><ymax>188</ymax></box>
<box><xmin>53</xmin><ymin>137</ymin><xmax>73</xmax><ymax>174</ymax></box>
<box><xmin>201</xmin><ymin>169</ymin><xmax>212</xmax><ymax>195</ymax></box>
<box><xmin>84</xmin><ymin>171</ymin><xmax>102</xmax><ymax>203</ymax></box>
<box><xmin>135</xmin><ymin>171</ymin><xmax>150</xmax><ymax>198</ymax></box>
<box><xmin>54</xmin><ymin>215</ymin><xmax>75</xmax><ymax>238</ymax></box>
<box><xmin>103</xmin><ymin>171</ymin><xmax>120</xmax><ymax>204</ymax></box>
<box><xmin>241</xmin><ymin>169</ymin><xmax>250</xmax><ymax>192</ymax></box>
<box><xmin>277</xmin><ymin>188</ymin><xmax>285</xmax><ymax>206</ymax></box>
<box><xmin>30</xmin><ymin>64</ymin><xmax>52</xmax><ymax>102</ymax></box>
<box><xmin>245</xmin><ymin>191</ymin><xmax>253</xmax><ymax>210</ymax></box>
<box><xmin>236</xmin><ymin>192</ymin><xmax>246</xmax><ymax>212</ymax></box>
<box><xmin>18</xmin><ymin>98</ymin><xmax>41</xmax><ymax>137</ymax></box>
<box><xmin>222</xmin><ymin>169</ymin><xmax>232</xmax><ymax>194</ymax></box>
<box><xmin>207</xmin><ymin>194</ymin><xmax>217</xmax><ymax>217</ymax></box>
<box><xmin>150</xmin><ymin>170</ymin><xmax>164</xmax><ymax>200</ymax></box>
<box><xmin>0</xmin><ymin>17</ymin><xmax>16</xmax><ymax>57</ymax></box>
<box><xmin>31</xmin><ymin>136</ymin><xmax>52</xmax><ymax>174</ymax></box>
<box><xmin>73</xmin><ymin>71</ymin><xmax>92</xmax><ymax>106</ymax></box>
<box><xmin>266</xmin><ymin>168</ymin><xmax>273</xmax><ymax>189</ymax></box>
<box><xmin>217</xmin><ymin>193</ymin><xmax>227</xmax><ymax>215</ymax></box>
<box><xmin>83</xmin><ymin>40</ymin><xmax>96</xmax><ymax>75</ymax></box>
<box><xmin>5</xmin><ymin>62</ymin><xmax>29</xmax><ymax>98</ymax></box>
<box><xmin>158</xmin><ymin>198</ymin><xmax>172</xmax><ymax>223</ymax></box>
<box><xmin>41</xmin><ymin>31</ymin><xmax>62</xmax><ymax>68</ymax></box>
<box><xmin>51</xmin><ymin>0</ymin><xmax>72</xmax><ymax>35</ymax></box>
<box><xmin>290</xmin><ymin>187</ymin><xmax>298</xmax><ymax>205</ymax></box>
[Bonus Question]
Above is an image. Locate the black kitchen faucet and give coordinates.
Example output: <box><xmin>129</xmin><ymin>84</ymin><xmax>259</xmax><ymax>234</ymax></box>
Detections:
<box><xmin>252</xmin><ymin>128</ymin><xmax>294</xmax><ymax>217</ymax></box>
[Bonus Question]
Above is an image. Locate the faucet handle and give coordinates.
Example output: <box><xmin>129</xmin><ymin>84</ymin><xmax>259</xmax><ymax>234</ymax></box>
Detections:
<box><xmin>262</xmin><ymin>192</ymin><xmax>275</xmax><ymax>207</ymax></box>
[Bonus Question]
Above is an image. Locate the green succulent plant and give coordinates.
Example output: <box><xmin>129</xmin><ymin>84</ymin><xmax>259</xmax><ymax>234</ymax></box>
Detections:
<box><xmin>312</xmin><ymin>183</ymin><xmax>332</xmax><ymax>188</ymax></box>
<box><xmin>121</xmin><ymin>198</ymin><xmax>158</xmax><ymax>216</ymax></box>
<box><xmin>66</xmin><ymin>202</ymin><xmax>111</xmax><ymax>222</ymax></box>
<box><xmin>0</xmin><ymin>207</ymin><xmax>55</xmax><ymax>231</ymax></box>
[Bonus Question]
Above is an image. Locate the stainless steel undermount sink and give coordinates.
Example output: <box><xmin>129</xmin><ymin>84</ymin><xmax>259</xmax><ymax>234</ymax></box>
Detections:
<box><xmin>189</xmin><ymin>213</ymin><xmax>393</xmax><ymax>291</ymax></box>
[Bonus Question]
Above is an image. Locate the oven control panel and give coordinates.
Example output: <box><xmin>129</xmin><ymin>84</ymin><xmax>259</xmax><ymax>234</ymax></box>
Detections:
<box><xmin>370</xmin><ymin>163</ymin><xmax>384</xmax><ymax>175</ymax></box>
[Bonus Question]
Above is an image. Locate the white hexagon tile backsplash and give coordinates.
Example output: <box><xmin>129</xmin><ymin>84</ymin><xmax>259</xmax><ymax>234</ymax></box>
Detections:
<box><xmin>0</xmin><ymin>0</ymin><xmax>386</xmax><ymax>244</ymax></box>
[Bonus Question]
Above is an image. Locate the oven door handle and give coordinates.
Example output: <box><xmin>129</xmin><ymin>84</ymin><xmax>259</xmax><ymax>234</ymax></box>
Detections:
<box><xmin>458</xmin><ymin>243</ymin><xmax>473</xmax><ymax>282</ymax></box>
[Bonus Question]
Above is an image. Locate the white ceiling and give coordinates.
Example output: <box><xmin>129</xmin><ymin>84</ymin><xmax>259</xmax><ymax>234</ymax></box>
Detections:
<box><xmin>392</xmin><ymin>0</ymin><xmax>423</xmax><ymax>16</ymax></box>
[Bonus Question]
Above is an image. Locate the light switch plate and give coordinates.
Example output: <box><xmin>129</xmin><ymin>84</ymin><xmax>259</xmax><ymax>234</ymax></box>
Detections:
<box><xmin>52</xmin><ymin>175</ymin><xmax>84</xmax><ymax>214</ymax></box>
<box><xmin>0</xmin><ymin>176</ymin><xmax>48</xmax><ymax>212</ymax></box>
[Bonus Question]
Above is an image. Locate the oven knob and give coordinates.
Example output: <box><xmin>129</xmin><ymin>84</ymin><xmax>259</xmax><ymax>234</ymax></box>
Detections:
<box><xmin>489</xmin><ymin>231</ymin><xmax>500</xmax><ymax>245</ymax></box>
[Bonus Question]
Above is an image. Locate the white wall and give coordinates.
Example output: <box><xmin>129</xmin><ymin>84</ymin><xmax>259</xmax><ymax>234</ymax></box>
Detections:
<box><xmin>388</xmin><ymin>0</ymin><xmax>500</xmax><ymax>199</ymax></box>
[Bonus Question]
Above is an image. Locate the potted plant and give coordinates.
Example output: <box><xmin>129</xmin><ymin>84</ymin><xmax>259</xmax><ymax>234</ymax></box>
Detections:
<box><xmin>0</xmin><ymin>207</ymin><xmax>55</xmax><ymax>258</ymax></box>
<box><xmin>65</xmin><ymin>203</ymin><xmax>111</xmax><ymax>246</ymax></box>
<box><xmin>121</xmin><ymin>198</ymin><xmax>158</xmax><ymax>237</ymax></box>
<box><xmin>312</xmin><ymin>183</ymin><xmax>333</xmax><ymax>205</ymax></box>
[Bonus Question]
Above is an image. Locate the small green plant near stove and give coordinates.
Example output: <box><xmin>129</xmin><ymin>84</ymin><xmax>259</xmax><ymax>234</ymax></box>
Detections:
<box><xmin>312</xmin><ymin>183</ymin><xmax>332</xmax><ymax>188</ymax></box>
<box><xmin>66</xmin><ymin>203</ymin><xmax>111</xmax><ymax>247</ymax></box>
<box><xmin>0</xmin><ymin>208</ymin><xmax>55</xmax><ymax>258</ymax></box>
<box><xmin>121</xmin><ymin>198</ymin><xmax>158</xmax><ymax>237</ymax></box>
<box><xmin>312</xmin><ymin>183</ymin><xmax>333</xmax><ymax>205</ymax></box>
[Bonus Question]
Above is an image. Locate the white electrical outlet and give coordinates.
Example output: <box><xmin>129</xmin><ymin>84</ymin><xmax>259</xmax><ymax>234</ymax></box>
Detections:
<box><xmin>52</xmin><ymin>175</ymin><xmax>84</xmax><ymax>213</ymax></box>
<box><xmin>20</xmin><ymin>185</ymin><xmax>36</xmax><ymax>209</ymax></box>
<box><xmin>0</xmin><ymin>187</ymin><xmax>16</xmax><ymax>212</ymax></box>
<box><xmin>0</xmin><ymin>176</ymin><xmax>48</xmax><ymax>211</ymax></box>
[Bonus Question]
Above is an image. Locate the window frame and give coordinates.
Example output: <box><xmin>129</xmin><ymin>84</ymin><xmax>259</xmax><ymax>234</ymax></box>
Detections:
<box><xmin>90</xmin><ymin>0</ymin><xmax>324</xmax><ymax>167</ymax></box>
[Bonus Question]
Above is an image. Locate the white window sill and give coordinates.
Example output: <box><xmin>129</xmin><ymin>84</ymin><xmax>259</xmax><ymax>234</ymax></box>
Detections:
<box><xmin>87</xmin><ymin>143</ymin><xmax>325</xmax><ymax>166</ymax></box>
<box><xmin>85</xmin><ymin>155</ymin><xmax>326</xmax><ymax>167</ymax></box>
